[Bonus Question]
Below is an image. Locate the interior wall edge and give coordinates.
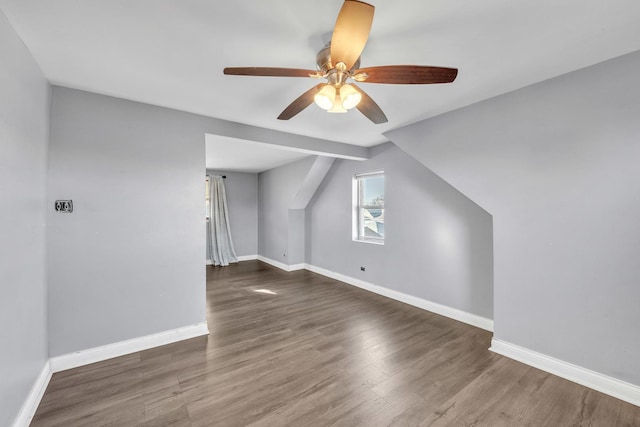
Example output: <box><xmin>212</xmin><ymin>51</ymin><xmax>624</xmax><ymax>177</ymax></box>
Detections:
<box><xmin>11</xmin><ymin>361</ymin><xmax>52</xmax><ymax>427</ymax></box>
<box><xmin>257</xmin><ymin>255</ymin><xmax>305</xmax><ymax>272</ymax></box>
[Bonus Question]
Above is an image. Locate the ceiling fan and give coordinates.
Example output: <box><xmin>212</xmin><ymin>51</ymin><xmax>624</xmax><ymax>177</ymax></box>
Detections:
<box><xmin>223</xmin><ymin>0</ymin><xmax>458</xmax><ymax>124</ymax></box>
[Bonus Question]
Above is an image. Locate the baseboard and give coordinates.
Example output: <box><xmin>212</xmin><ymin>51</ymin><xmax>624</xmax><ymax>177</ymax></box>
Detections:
<box><xmin>304</xmin><ymin>264</ymin><xmax>494</xmax><ymax>332</ymax></box>
<box><xmin>12</xmin><ymin>361</ymin><xmax>52</xmax><ymax>427</ymax></box>
<box><xmin>257</xmin><ymin>255</ymin><xmax>304</xmax><ymax>272</ymax></box>
<box><xmin>289</xmin><ymin>263</ymin><xmax>306</xmax><ymax>271</ymax></box>
<box><xmin>50</xmin><ymin>322</ymin><xmax>210</xmax><ymax>373</ymax></box>
<box><xmin>207</xmin><ymin>255</ymin><xmax>258</xmax><ymax>266</ymax></box>
<box><xmin>490</xmin><ymin>338</ymin><xmax>640</xmax><ymax>407</ymax></box>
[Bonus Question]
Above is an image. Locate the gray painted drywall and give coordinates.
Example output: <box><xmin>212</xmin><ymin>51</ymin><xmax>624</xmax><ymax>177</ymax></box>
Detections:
<box><xmin>0</xmin><ymin>10</ymin><xmax>50</xmax><ymax>426</ymax></box>
<box><xmin>204</xmin><ymin>118</ymin><xmax>368</xmax><ymax>161</ymax></box>
<box><xmin>47</xmin><ymin>87</ymin><xmax>208</xmax><ymax>356</ymax></box>
<box><xmin>47</xmin><ymin>85</ymin><xmax>359</xmax><ymax>357</ymax></box>
<box><xmin>306</xmin><ymin>143</ymin><xmax>494</xmax><ymax>319</ymax></box>
<box><xmin>290</xmin><ymin>156</ymin><xmax>335</xmax><ymax>209</ymax></box>
<box><xmin>258</xmin><ymin>157</ymin><xmax>317</xmax><ymax>264</ymax></box>
<box><xmin>387</xmin><ymin>50</ymin><xmax>640</xmax><ymax>385</ymax></box>
<box><xmin>47</xmin><ymin>85</ymin><xmax>362</xmax><ymax>357</ymax></box>
<box><xmin>287</xmin><ymin>209</ymin><xmax>306</xmax><ymax>265</ymax></box>
<box><xmin>206</xmin><ymin>170</ymin><xmax>258</xmax><ymax>259</ymax></box>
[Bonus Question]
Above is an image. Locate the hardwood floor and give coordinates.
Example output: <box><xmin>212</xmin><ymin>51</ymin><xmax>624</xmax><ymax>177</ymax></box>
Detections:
<box><xmin>32</xmin><ymin>261</ymin><xmax>639</xmax><ymax>426</ymax></box>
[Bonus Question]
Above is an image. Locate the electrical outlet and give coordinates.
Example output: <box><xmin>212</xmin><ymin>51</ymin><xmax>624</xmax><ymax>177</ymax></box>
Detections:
<box><xmin>360</xmin><ymin>266</ymin><xmax>366</xmax><ymax>271</ymax></box>
<box><xmin>55</xmin><ymin>200</ymin><xmax>73</xmax><ymax>213</ymax></box>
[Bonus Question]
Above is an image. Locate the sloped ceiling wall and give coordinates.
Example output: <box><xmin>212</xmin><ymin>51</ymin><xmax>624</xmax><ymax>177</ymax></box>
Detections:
<box><xmin>387</xmin><ymin>50</ymin><xmax>640</xmax><ymax>386</ymax></box>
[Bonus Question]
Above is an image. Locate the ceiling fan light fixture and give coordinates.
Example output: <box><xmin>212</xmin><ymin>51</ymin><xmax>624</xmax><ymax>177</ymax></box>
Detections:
<box><xmin>313</xmin><ymin>84</ymin><xmax>336</xmax><ymax>110</ymax></box>
<box><xmin>340</xmin><ymin>84</ymin><xmax>362</xmax><ymax>110</ymax></box>
<box><xmin>328</xmin><ymin>88</ymin><xmax>348</xmax><ymax>113</ymax></box>
<box><xmin>224</xmin><ymin>1</ymin><xmax>457</xmax><ymax>124</ymax></box>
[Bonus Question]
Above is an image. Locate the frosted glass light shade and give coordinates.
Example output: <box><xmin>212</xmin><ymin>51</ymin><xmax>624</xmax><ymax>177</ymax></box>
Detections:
<box><xmin>340</xmin><ymin>84</ymin><xmax>362</xmax><ymax>110</ymax></box>
<box><xmin>314</xmin><ymin>85</ymin><xmax>336</xmax><ymax>110</ymax></box>
<box><xmin>328</xmin><ymin>89</ymin><xmax>347</xmax><ymax>113</ymax></box>
<box><xmin>328</xmin><ymin>102</ymin><xmax>347</xmax><ymax>113</ymax></box>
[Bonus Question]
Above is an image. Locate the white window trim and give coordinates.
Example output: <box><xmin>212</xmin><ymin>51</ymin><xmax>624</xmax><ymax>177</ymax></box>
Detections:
<box><xmin>352</xmin><ymin>170</ymin><xmax>384</xmax><ymax>245</ymax></box>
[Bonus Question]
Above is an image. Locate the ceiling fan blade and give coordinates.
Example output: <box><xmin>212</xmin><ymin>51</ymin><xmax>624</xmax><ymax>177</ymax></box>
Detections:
<box><xmin>224</xmin><ymin>67</ymin><xmax>318</xmax><ymax>78</ymax></box>
<box><xmin>330</xmin><ymin>1</ymin><xmax>374</xmax><ymax>71</ymax></box>
<box><xmin>278</xmin><ymin>83</ymin><xmax>326</xmax><ymax>120</ymax></box>
<box><xmin>355</xmin><ymin>65</ymin><xmax>458</xmax><ymax>84</ymax></box>
<box><xmin>352</xmin><ymin>84</ymin><xmax>388</xmax><ymax>124</ymax></box>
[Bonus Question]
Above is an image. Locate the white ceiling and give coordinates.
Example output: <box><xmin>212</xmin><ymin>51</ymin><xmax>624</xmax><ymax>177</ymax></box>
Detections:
<box><xmin>2</xmin><ymin>0</ymin><xmax>640</xmax><ymax>148</ymax></box>
<box><xmin>205</xmin><ymin>135</ymin><xmax>311</xmax><ymax>173</ymax></box>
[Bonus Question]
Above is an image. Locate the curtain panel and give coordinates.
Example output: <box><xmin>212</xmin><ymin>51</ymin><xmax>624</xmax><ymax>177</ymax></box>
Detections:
<box><xmin>207</xmin><ymin>175</ymin><xmax>238</xmax><ymax>266</ymax></box>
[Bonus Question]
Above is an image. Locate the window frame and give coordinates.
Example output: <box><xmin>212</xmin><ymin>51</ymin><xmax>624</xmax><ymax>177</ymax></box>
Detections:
<box><xmin>352</xmin><ymin>170</ymin><xmax>385</xmax><ymax>245</ymax></box>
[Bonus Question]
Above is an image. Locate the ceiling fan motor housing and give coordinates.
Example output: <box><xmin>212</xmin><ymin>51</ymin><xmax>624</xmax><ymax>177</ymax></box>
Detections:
<box><xmin>316</xmin><ymin>43</ymin><xmax>360</xmax><ymax>75</ymax></box>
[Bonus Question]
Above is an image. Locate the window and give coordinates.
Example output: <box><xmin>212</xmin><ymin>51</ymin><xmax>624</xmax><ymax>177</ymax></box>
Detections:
<box><xmin>353</xmin><ymin>171</ymin><xmax>384</xmax><ymax>243</ymax></box>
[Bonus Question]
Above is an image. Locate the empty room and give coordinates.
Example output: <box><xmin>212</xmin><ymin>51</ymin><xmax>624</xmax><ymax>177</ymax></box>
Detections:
<box><xmin>2</xmin><ymin>1</ymin><xmax>640</xmax><ymax>426</ymax></box>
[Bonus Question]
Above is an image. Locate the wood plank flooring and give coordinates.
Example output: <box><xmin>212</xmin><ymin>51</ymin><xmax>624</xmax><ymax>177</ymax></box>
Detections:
<box><xmin>32</xmin><ymin>261</ymin><xmax>640</xmax><ymax>426</ymax></box>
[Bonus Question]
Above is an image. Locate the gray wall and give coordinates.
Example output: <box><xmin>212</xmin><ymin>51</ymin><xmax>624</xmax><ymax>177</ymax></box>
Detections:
<box><xmin>0</xmin><ymin>10</ymin><xmax>50</xmax><ymax>426</ymax></box>
<box><xmin>45</xmin><ymin>84</ymin><xmax>356</xmax><ymax>358</ymax></box>
<box><xmin>387</xmin><ymin>50</ymin><xmax>640</xmax><ymax>385</ymax></box>
<box><xmin>258</xmin><ymin>156</ymin><xmax>316</xmax><ymax>264</ymax></box>
<box><xmin>306</xmin><ymin>143</ymin><xmax>494</xmax><ymax>319</ymax></box>
<box><xmin>206</xmin><ymin>170</ymin><xmax>258</xmax><ymax>259</ymax></box>
<box><xmin>287</xmin><ymin>209</ymin><xmax>306</xmax><ymax>265</ymax></box>
<box><xmin>45</xmin><ymin>86</ymin><xmax>356</xmax><ymax>356</ymax></box>
<box><xmin>48</xmin><ymin>87</ymin><xmax>207</xmax><ymax>356</ymax></box>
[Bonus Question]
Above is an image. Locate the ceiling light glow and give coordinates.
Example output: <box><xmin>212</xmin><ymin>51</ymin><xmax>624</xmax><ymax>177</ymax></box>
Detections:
<box><xmin>328</xmin><ymin>89</ymin><xmax>348</xmax><ymax>113</ymax></box>
<box><xmin>314</xmin><ymin>85</ymin><xmax>336</xmax><ymax>110</ymax></box>
<box><xmin>340</xmin><ymin>84</ymin><xmax>362</xmax><ymax>110</ymax></box>
<box><xmin>314</xmin><ymin>84</ymin><xmax>361</xmax><ymax>114</ymax></box>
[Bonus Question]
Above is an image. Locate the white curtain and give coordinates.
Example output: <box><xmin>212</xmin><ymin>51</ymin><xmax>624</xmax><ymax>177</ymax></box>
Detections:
<box><xmin>207</xmin><ymin>175</ymin><xmax>238</xmax><ymax>266</ymax></box>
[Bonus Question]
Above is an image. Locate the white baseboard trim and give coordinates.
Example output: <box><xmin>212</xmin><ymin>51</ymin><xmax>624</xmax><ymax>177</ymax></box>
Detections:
<box><xmin>12</xmin><ymin>361</ymin><xmax>52</xmax><ymax>427</ymax></box>
<box><xmin>50</xmin><ymin>322</ymin><xmax>210</xmax><ymax>373</ymax></box>
<box><xmin>304</xmin><ymin>264</ymin><xmax>494</xmax><ymax>332</ymax></box>
<box><xmin>207</xmin><ymin>255</ymin><xmax>258</xmax><ymax>266</ymax></box>
<box><xmin>257</xmin><ymin>255</ymin><xmax>302</xmax><ymax>272</ymax></box>
<box><xmin>490</xmin><ymin>338</ymin><xmax>640</xmax><ymax>407</ymax></box>
<box><xmin>289</xmin><ymin>263</ymin><xmax>306</xmax><ymax>271</ymax></box>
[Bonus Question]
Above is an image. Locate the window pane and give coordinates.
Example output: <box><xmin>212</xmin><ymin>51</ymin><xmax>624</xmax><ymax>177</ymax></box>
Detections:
<box><xmin>354</xmin><ymin>172</ymin><xmax>384</xmax><ymax>242</ymax></box>
<box><xmin>361</xmin><ymin>175</ymin><xmax>384</xmax><ymax>208</ymax></box>
<box><xmin>361</xmin><ymin>207</ymin><xmax>384</xmax><ymax>239</ymax></box>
